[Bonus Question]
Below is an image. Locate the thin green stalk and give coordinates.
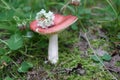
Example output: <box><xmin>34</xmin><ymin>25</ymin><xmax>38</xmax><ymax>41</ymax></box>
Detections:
<box><xmin>10</xmin><ymin>72</ymin><xmax>17</xmax><ymax>79</ymax></box>
<box><xmin>0</xmin><ymin>39</ymin><xmax>8</xmax><ymax>45</ymax></box>
<box><xmin>19</xmin><ymin>50</ymin><xmax>34</xmax><ymax>58</ymax></box>
<box><xmin>1</xmin><ymin>0</ymin><xmax>11</xmax><ymax>10</ymax></box>
<box><xmin>60</xmin><ymin>0</ymin><xmax>71</xmax><ymax>13</ymax></box>
<box><xmin>10</xmin><ymin>70</ymin><xmax>23</xmax><ymax>79</ymax></box>
<box><xmin>11</xmin><ymin>60</ymin><xmax>19</xmax><ymax>68</ymax></box>
<box><xmin>83</xmin><ymin>0</ymin><xmax>87</xmax><ymax>8</ymax></box>
<box><xmin>106</xmin><ymin>0</ymin><xmax>118</xmax><ymax>17</ymax></box>
<box><xmin>79</xmin><ymin>20</ymin><xmax>86</xmax><ymax>32</ymax></box>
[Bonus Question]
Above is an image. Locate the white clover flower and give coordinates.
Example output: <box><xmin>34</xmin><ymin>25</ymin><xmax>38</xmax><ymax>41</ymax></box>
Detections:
<box><xmin>35</xmin><ymin>9</ymin><xmax>55</xmax><ymax>28</ymax></box>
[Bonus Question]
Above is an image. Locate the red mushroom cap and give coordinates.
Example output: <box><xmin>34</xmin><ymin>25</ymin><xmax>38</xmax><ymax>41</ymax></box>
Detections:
<box><xmin>30</xmin><ymin>14</ymin><xmax>78</xmax><ymax>35</ymax></box>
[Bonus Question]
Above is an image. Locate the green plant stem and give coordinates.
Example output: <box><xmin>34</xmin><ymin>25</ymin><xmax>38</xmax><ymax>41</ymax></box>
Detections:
<box><xmin>19</xmin><ymin>50</ymin><xmax>34</xmax><ymax>58</ymax></box>
<box><xmin>106</xmin><ymin>0</ymin><xmax>118</xmax><ymax>17</ymax></box>
<box><xmin>0</xmin><ymin>39</ymin><xmax>8</xmax><ymax>45</ymax></box>
<box><xmin>5</xmin><ymin>51</ymin><xmax>12</xmax><ymax>55</ymax></box>
<box><xmin>1</xmin><ymin>0</ymin><xmax>11</xmax><ymax>10</ymax></box>
<box><xmin>75</xmin><ymin>5</ymin><xmax>81</xmax><ymax>15</ymax></box>
<box><xmin>12</xmin><ymin>59</ymin><xmax>19</xmax><ymax>67</ymax></box>
<box><xmin>79</xmin><ymin>20</ymin><xmax>86</xmax><ymax>32</ymax></box>
<box><xmin>10</xmin><ymin>72</ymin><xmax>17</xmax><ymax>79</ymax></box>
<box><xmin>60</xmin><ymin>0</ymin><xmax>71</xmax><ymax>13</ymax></box>
<box><xmin>10</xmin><ymin>71</ymin><xmax>23</xmax><ymax>79</ymax></box>
<box><xmin>83</xmin><ymin>0</ymin><xmax>87</xmax><ymax>8</ymax></box>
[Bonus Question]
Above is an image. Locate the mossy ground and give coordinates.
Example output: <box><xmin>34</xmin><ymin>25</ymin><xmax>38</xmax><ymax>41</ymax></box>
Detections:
<box><xmin>0</xmin><ymin>30</ymin><xmax>114</xmax><ymax>80</ymax></box>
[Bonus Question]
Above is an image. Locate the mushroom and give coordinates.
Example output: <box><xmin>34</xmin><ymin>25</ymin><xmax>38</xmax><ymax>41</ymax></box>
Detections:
<box><xmin>30</xmin><ymin>11</ymin><xmax>78</xmax><ymax>64</ymax></box>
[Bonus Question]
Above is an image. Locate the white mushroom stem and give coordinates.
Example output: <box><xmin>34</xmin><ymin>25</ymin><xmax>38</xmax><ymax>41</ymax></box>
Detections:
<box><xmin>48</xmin><ymin>34</ymin><xmax>58</xmax><ymax>64</ymax></box>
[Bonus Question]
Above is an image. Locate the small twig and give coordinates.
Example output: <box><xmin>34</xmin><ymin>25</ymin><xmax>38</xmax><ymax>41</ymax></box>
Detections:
<box><xmin>19</xmin><ymin>50</ymin><xmax>34</xmax><ymax>58</ymax></box>
<box><xmin>84</xmin><ymin>32</ymin><xmax>118</xmax><ymax>80</ymax></box>
<box><xmin>60</xmin><ymin>0</ymin><xmax>72</xmax><ymax>13</ymax></box>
